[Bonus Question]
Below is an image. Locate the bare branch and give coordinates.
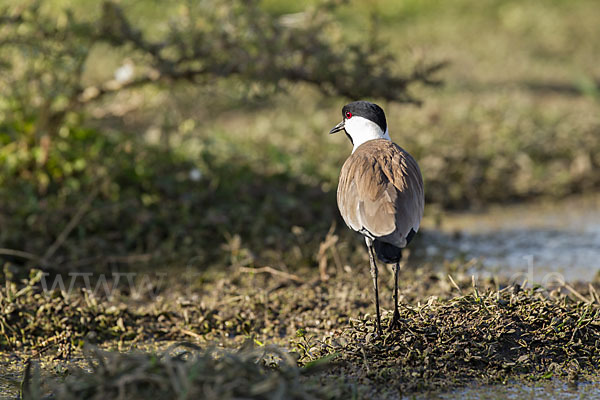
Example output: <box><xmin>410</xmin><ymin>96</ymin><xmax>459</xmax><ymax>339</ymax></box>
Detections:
<box><xmin>0</xmin><ymin>0</ymin><xmax>446</xmax><ymax>128</ymax></box>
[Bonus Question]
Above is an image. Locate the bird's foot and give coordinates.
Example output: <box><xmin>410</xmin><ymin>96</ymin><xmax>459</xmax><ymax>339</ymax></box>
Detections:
<box><xmin>373</xmin><ymin>322</ymin><xmax>383</xmax><ymax>338</ymax></box>
<box><xmin>387</xmin><ymin>310</ymin><xmax>402</xmax><ymax>332</ymax></box>
<box><xmin>366</xmin><ymin>326</ymin><xmax>383</xmax><ymax>342</ymax></box>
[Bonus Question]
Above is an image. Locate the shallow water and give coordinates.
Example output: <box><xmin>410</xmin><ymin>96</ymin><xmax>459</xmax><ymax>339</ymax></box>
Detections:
<box><xmin>421</xmin><ymin>194</ymin><xmax>600</xmax><ymax>283</ymax></box>
<box><xmin>412</xmin><ymin>196</ymin><xmax>600</xmax><ymax>398</ymax></box>
<box><xmin>424</xmin><ymin>379</ymin><xmax>600</xmax><ymax>400</ymax></box>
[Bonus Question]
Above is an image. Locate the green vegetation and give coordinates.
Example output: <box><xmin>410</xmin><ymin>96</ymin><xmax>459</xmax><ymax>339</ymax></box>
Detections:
<box><xmin>21</xmin><ymin>343</ymin><xmax>334</xmax><ymax>399</ymax></box>
<box><xmin>1</xmin><ymin>0</ymin><xmax>600</xmax><ymax>398</ymax></box>
<box><xmin>0</xmin><ymin>0</ymin><xmax>442</xmax><ymax>270</ymax></box>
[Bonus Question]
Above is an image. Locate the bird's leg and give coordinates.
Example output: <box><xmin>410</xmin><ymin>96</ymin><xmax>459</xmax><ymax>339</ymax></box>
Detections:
<box><xmin>367</xmin><ymin>242</ymin><xmax>383</xmax><ymax>336</ymax></box>
<box><xmin>388</xmin><ymin>262</ymin><xmax>402</xmax><ymax>331</ymax></box>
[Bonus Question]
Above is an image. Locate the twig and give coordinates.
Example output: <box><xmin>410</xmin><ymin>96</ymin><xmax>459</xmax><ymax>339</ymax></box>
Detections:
<box><xmin>589</xmin><ymin>283</ymin><xmax>599</xmax><ymax>304</ymax></box>
<box><xmin>448</xmin><ymin>274</ymin><xmax>463</xmax><ymax>295</ymax></box>
<box><xmin>555</xmin><ymin>277</ymin><xmax>592</xmax><ymax>304</ymax></box>
<box><xmin>360</xmin><ymin>344</ymin><xmax>370</xmax><ymax>374</ymax></box>
<box><xmin>471</xmin><ymin>274</ymin><xmax>480</xmax><ymax>301</ymax></box>
<box><xmin>562</xmin><ymin>282</ymin><xmax>592</xmax><ymax>304</ymax></box>
<box><xmin>239</xmin><ymin>266</ymin><xmax>303</xmax><ymax>283</ymax></box>
<box><xmin>0</xmin><ymin>248</ymin><xmax>40</xmax><ymax>261</ymax></box>
<box><xmin>62</xmin><ymin>253</ymin><xmax>154</xmax><ymax>269</ymax></box>
<box><xmin>41</xmin><ymin>184</ymin><xmax>100</xmax><ymax>264</ymax></box>
<box><xmin>178</xmin><ymin>328</ymin><xmax>204</xmax><ymax>340</ymax></box>
<box><xmin>317</xmin><ymin>222</ymin><xmax>338</xmax><ymax>281</ymax></box>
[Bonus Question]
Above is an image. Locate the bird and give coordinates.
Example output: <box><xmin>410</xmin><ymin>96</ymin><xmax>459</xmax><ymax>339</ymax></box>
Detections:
<box><xmin>330</xmin><ymin>100</ymin><xmax>424</xmax><ymax>335</ymax></box>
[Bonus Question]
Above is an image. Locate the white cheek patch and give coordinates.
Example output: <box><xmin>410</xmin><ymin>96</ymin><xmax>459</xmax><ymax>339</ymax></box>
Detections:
<box><xmin>345</xmin><ymin>116</ymin><xmax>390</xmax><ymax>153</ymax></box>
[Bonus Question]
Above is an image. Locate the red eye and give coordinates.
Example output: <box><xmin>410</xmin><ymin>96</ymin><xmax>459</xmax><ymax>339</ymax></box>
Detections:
<box><xmin>345</xmin><ymin>111</ymin><xmax>352</xmax><ymax>119</ymax></box>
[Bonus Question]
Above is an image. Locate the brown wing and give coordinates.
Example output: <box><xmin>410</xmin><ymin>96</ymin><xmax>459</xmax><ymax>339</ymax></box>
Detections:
<box><xmin>337</xmin><ymin>139</ymin><xmax>424</xmax><ymax>248</ymax></box>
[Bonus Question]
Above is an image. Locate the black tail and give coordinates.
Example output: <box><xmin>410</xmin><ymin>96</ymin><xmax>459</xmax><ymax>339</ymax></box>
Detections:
<box><xmin>373</xmin><ymin>240</ymin><xmax>402</xmax><ymax>264</ymax></box>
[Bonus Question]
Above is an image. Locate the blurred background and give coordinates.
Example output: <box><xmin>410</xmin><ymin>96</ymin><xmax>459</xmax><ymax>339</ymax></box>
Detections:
<box><xmin>1</xmin><ymin>0</ymin><xmax>599</xmax><ymax>281</ymax></box>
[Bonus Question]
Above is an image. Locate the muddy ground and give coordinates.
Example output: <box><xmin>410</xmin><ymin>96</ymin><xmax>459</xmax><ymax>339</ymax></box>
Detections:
<box><xmin>2</xmin><ymin>259</ymin><xmax>600</xmax><ymax>399</ymax></box>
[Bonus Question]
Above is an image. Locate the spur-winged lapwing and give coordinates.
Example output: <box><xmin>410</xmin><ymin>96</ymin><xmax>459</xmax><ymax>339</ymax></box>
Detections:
<box><xmin>330</xmin><ymin>101</ymin><xmax>424</xmax><ymax>335</ymax></box>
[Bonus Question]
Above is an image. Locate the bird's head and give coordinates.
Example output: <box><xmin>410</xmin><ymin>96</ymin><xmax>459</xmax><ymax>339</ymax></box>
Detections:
<box><xmin>329</xmin><ymin>101</ymin><xmax>390</xmax><ymax>153</ymax></box>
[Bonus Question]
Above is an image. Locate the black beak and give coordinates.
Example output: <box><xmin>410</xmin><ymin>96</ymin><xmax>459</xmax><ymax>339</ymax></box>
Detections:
<box><xmin>329</xmin><ymin>120</ymin><xmax>345</xmax><ymax>134</ymax></box>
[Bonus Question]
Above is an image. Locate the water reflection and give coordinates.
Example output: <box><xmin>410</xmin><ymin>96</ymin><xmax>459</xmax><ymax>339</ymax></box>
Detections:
<box><xmin>421</xmin><ymin>195</ymin><xmax>600</xmax><ymax>282</ymax></box>
<box><xmin>421</xmin><ymin>379</ymin><xmax>600</xmax><ymax>400</ymax></box>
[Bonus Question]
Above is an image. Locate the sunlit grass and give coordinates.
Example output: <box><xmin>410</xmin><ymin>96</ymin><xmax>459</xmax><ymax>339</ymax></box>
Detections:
<box><xmin>2</xmin><ymin>2</ymin><xmax>600</xmax><ymax>398</ymax></box>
